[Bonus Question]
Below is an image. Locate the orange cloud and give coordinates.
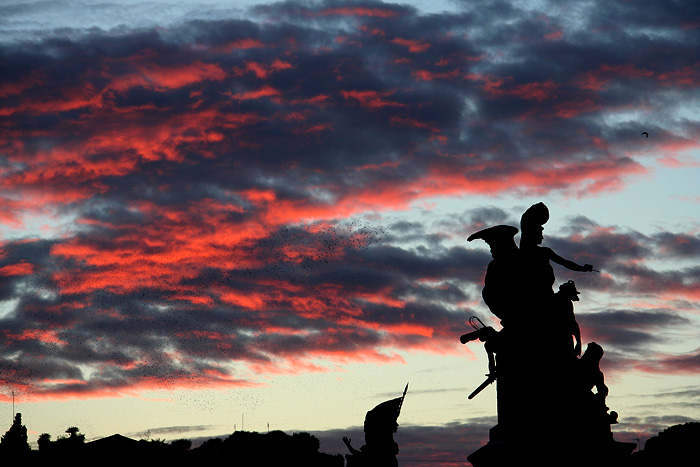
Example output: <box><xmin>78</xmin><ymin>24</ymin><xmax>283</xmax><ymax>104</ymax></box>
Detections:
<box><xmin>229</xmin><ymin>85</ymin><xmax>281</xmax><ymax>101</ymax></box>
<box><xmin>474</xmin><ymin>76</ymin><xmax>559</xmax><ymax>101</ymax></box>
<box><xmin>11</xmin><ymin>374</ymin><xmax>261</xmax><ymax>402</ymax></box>
<box><xmin>107</xmin><ymin>61</ymin><xmax>227</xmax><ymax>93</ymax></box>
<box><xmin>390</xmin><ymin>38</ymin><xmax>431</xmax><ymax>53</ymax></box>
<box><xmin>0</xmin><ymin>261</ymin><xmax>35</xmax><ymax>276</ymax></box>
<box><xmin>545</xmin><ymin>30</ymin><xmax>564</xmax><ymax>41</ymax></box>
<box><xmin>411</xmin><ymin>68</ymin><xmax>461</xmax><ymax>81</ymax></box>
<box><xmin>341</xmin><ymin>90</ymin><xmax>407</xmax><ymax>109</ymax></box>
<box><xmin>2</xmin><ymin>329</ymin><xmax>67</xmax><ymax>346</ymax></box>
<box><xmin>575</xmin><ymin>64</ymin><xmax>655</xmax><ymax>91</ymax></box>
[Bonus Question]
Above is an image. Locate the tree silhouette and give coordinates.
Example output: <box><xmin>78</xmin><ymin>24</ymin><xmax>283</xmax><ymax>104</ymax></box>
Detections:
<box><xmin>53</xmin><ymin>426</ymin><xmax>86</xmax><ymax>454</ymax></box>
<box><xmin>191</xmin><ymin>430</ymin><xmax>342</xmax><ymax>466</ymax></box>
<box><xmin>37</xmin><ymin>433</ymin><xmax>52</xmax><ymax>452</ymax></box>
<box><xmin>196</xmin><ymin>437</ymin><xmax>223</xmax><ymax>458</ymax></box>
<box><xmin>632</xmin><ymin>422</ymin><xmax>700</xmax><ymax>466</ymax></box>
<box><xmin>170</xmin><ymin>438</ymin><xmax>192</xmax><ymax>451</ymax></box>
<box><xmin>0</xmin><ymin>413</ymin><xmax>30</xmax><ymax>454</ymax></box>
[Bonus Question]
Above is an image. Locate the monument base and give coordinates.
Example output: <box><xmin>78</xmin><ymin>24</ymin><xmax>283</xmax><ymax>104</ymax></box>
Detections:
<box><xmin>468</xmin><ymin>437</ymin><xmax>636</xmax><ymax>467</ymax></box>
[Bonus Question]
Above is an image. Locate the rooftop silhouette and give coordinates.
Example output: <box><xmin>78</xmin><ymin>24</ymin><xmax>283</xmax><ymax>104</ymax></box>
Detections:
<box><xmin>1</xmin><ymin>415</ymin><xmax>696</xmax><ymax>467</ymax></box>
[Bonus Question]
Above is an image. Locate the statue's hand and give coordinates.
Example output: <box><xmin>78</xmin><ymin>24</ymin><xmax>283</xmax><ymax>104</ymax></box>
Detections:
<box><xmin>583</xmin><ymin>264</ymin><xmax>594</xmax><ymax>272</ymax></box>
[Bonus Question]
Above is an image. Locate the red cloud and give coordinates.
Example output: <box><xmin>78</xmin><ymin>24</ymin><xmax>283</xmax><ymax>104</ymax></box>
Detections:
<box><xmin>238</xmin><ymin>60</ymin><xmax>293</xmax><ymax>79</ymax></box>
<box><xmin>390</xmin><ymin>38</ymin><xmax>431</xmax><ymax>53</ymax></box>
<box><xmin>10</xmin><ymin>374</ymin><xmax>261</xmax><ymax>402</ymax></box>
<box><xmin>545</xmin><ymin>30</ymin><xmax>564</xmax><ymax>41</ymax></box>
<box><xmin>329</xmin><ymin>156</ymin><xmax>646</xmax><ymax>210</ymax></box>
<box><xmin>216</xmin><ymin>38</ymin><xmax>266</xmax><ymax>52</ymax></box>
<box><xmin>0</xmin><ymin>86</ymin><xmax>104</xmax><ymax>117</ymax></box>
<box><xmin>2</xmin><ymin>329</ymin><xmax>67</xmax><ymax>346</ymax></box>
<box><xmin>107</xmin><ymin>61</ymin><xmax>227</xmax><ymax>93</ymax></box>
<box><xmin>0</xmin><ymin>198</ymin><xmax>26</xmax><ymax>227</ymax></box>
<box><xmin>4</xmin><ymin>106</ymin><xmax>264</xmax><ymax>200</ymax></box>
<box><xmin>0</xmin><ymin>72</ymin><xmax>44</xmax><ymax>98</ymax></box>
<box><xmin>0</xmin><ymin>261</ymin><xmax>35</xmax><ymax>276</ymax></box>
<box><xmin>390</xmin><ymin>115</ymin><xmax>439</xmax><ymax>132</ymax></box>
<box><xmin>574</xmin><ymin>64</ymin><xmax>655</xmax><ymax>91</ymax></box>
<box><xmin>471</xmin><ymin>74</ymin><xmax>559</xmax><ymax>101</ymax></box>
<box><xmin>341</xmin><ymin>90</ymin><xmax>407</xmax><ymax>109</ymax></box>
<box><xmin>411</xmin><ymin>69</ymin><xmax>461</xmax><ymax>81</ymax></box>
<box><xmin>228</xmin><ymin>85</ymin><xmax>281</xmax><ymax>101</ymax></box>
<box><xmin>657</xmin><ymin>154</ymin><xmax>700</xmax><ymax>168</ymax></box>
<box><xmin>634</xmin><ymin>348</ymin><xmax>700</xmax><ymax>375</ymax></box>
<box><xmin>656</xmin><ymin>64</ymin><xmax>700</xmax><ymax>86</ymax></box>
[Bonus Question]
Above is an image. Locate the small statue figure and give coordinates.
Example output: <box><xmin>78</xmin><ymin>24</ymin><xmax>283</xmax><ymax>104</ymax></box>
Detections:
<box><xmin>574</xmin><ymin>343</ymin><xmax>619</xmax><ymax>442</ymax></box>
<box><xmin>552</xmin><ymin>280</ymin><xmax>583</xmax><ymax>357</ymax></box>
<box><xmin>343</xmin><ymin>384</ymin><xmax>408</xmax><ymax>467</ymax></box>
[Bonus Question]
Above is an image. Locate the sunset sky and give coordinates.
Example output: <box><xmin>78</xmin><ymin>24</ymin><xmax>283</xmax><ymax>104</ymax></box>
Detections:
<box><xmin>1</xmin><ymin>0</ymin><xmax>699</xmax><ymax>463</ymax></box>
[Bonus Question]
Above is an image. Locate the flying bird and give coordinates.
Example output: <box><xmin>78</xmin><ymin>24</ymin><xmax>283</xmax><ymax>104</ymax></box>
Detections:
<box><xmin>641</xmin><ymin>132</ymin><xmax>649</xmax><ymax>138</ymax></box>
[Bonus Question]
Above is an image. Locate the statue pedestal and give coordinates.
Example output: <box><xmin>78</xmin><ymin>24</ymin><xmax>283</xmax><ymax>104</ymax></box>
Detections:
<box><xmin>467</xmin><ymin>435</ymin><xmax>636</xmax><ymax>467</ymax></box>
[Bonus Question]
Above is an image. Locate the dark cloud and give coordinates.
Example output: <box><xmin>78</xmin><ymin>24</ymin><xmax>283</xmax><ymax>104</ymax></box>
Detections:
<box><xmin>136</xmin><ymin>424</ymin><xmax>216</xmax><ymax>437</ymax></box>
<box><xmin>652</xmin><ymin>232</ymin><xmax>700</xmax><ymax>258</ymax></box>
<box><xmin>635</xmin><ymin>348</ymin><xmax>700</xmax><ymax>374</ymax></box>
<box><xmin>651</xmin><ymin>386</ymin><xmax>700</xmax><ymax>400</ymax></box>
<box><xmin>467</xmin><ymin>207</ymin><xmax>512</xmax><ymax>229</ymax></box>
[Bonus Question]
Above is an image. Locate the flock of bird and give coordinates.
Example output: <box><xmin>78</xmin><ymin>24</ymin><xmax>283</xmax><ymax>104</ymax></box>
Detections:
<box><xmin>238</xmin><ymin>218</ymin><xmax>389</xmax><ymax>280</ymax></box>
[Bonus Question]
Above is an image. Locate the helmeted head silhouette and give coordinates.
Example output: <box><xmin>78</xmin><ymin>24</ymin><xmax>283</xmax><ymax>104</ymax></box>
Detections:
<box><xmin>364</xmin><ymin>383</ymin><xmax>408</xmax><ymax>434</ymax></box>
<box><xmin>520</xmin><ymin>202</ymin><xmax>549</xmax><ymax>230</ymax></box>
<box><xmin>520</xmin><ymin>202</ymin><xmax>549</xmax><ymax>248</ymax></box>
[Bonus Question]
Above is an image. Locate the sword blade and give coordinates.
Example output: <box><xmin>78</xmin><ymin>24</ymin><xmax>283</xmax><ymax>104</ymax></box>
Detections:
<box><xmin>468</xmin><ymin>376</ymin><xmax>495</xmax><ymax>400</ymax></box>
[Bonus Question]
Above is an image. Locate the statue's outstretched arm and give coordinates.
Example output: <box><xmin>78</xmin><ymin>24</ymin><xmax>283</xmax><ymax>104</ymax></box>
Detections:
<box><xmin>546</xmin><ymin>248</ymin><xmax>593</xmax><ymax>272</ymax></box>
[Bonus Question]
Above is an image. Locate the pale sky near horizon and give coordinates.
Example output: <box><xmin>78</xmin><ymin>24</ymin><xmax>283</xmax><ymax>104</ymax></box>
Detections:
<box><xmin>1</xmin><ymin>0</ymin><xmax>698</xmax><ymax>461</ymax></box>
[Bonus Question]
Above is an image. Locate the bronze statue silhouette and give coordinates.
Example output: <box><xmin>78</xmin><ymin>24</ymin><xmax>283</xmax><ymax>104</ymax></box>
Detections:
<box><xmin>464</xmin><ymin>202</ymin><xmax>635</xmax><ymax>467</ymax></box>
<box><xmin>343</xmin><ymin>384</ymin><xmax>407</xmax><ymax>467</ymax></box>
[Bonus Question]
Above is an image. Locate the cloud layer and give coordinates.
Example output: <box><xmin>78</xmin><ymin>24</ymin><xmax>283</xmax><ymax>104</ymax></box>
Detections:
<box><xmin>1</xmin><ymin>0</ymin><xmax>699</xmax><ymax>401</ymax></box>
